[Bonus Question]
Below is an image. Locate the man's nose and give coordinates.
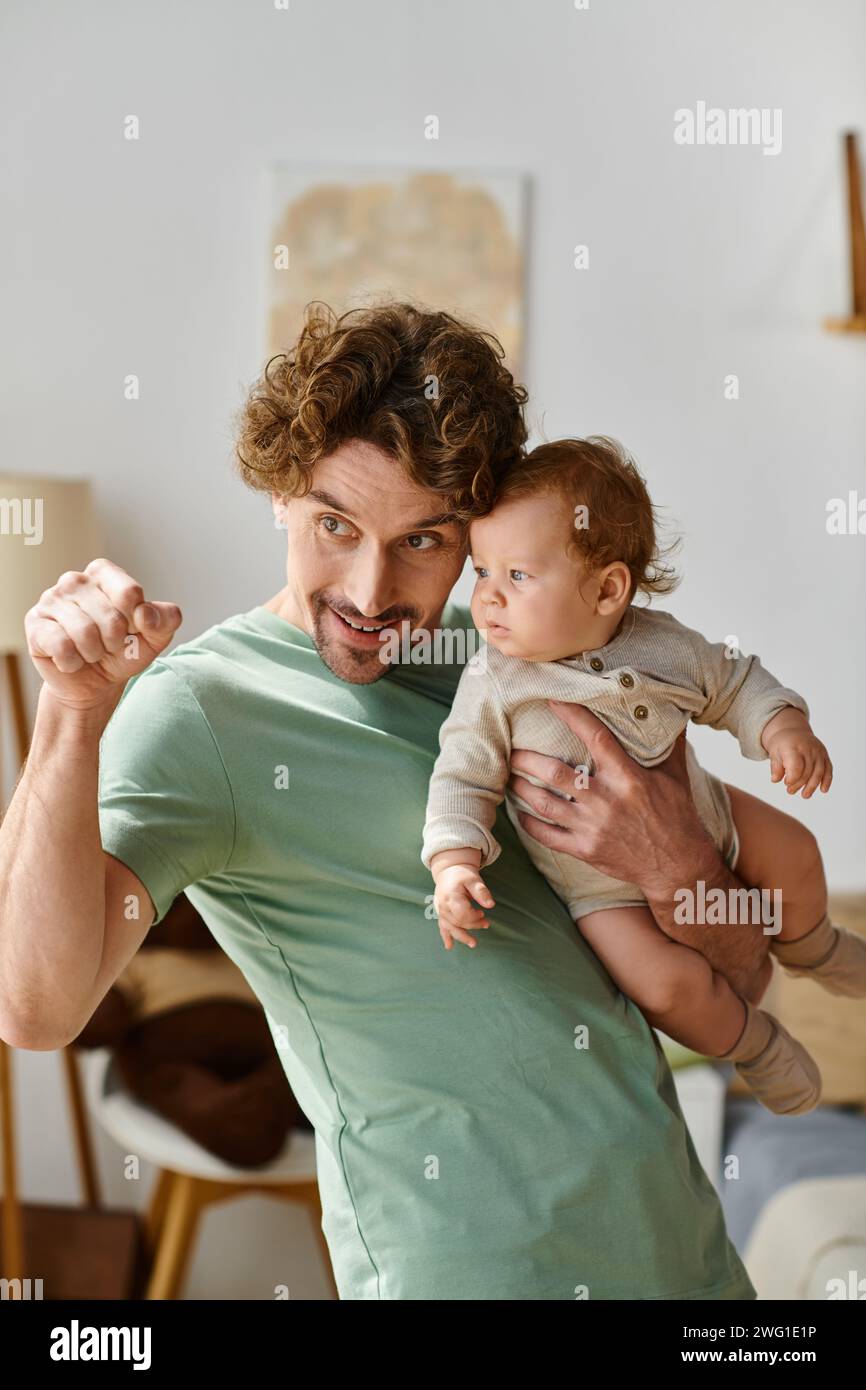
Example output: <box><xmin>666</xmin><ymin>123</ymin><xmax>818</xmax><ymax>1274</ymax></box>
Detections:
<box><xmin>343</xmin><ymin>548</ymin><xmax>398</xmax><ymax>618</ymax></box>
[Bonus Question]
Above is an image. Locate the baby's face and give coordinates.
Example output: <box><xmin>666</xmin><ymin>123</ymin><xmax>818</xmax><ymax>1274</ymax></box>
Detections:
<box><xmin>469</xmin><ymin>493</ymin><xmax>600</xmax><ymax>661</ymax></box>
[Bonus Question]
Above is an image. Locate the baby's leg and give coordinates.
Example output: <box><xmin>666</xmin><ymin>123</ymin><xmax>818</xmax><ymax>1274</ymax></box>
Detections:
<box><xmin>578</xmin><ymin>907</ymin><xmax>755</xmax><ymax>1055</ymax></box>
<box><xmin>577</xmin><ymin>906</ymin><xmax>821</xmax><ymax>1114</ymax></box>
<box><xmin>728</xmin><ymin>784</ymin><xmax>866</xmax><ymax>996</ymax></box>
<box><xmin>726</xmin><ymin>784</ymin><xmax>825</xmax><ymax>942</ymax></box>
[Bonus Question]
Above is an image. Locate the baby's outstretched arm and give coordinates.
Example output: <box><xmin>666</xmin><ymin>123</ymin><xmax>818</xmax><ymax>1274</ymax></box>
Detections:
<box><xmin>675</xmin><ymin>617</ymin><xmax>831</xmax><ymax>799</ymax></box>
<box><xmin>761</xmin><ymin>707</ymin><xmax>833</xmax><ymax>799</ymax></box>
<box><xmin>429</xmin><ymin>848</ymin><xmax>496</xmax><ymax>950</ymax></box>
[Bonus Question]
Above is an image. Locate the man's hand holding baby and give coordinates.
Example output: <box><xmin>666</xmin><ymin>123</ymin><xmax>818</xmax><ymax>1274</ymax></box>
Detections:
<box><xmin>429</xmin><ymin>848</ymin><xmax>496</xmax><ymax>950</ymax></box>
<box><xmin>760</xmin><ymin>708</ymin><xmax>832</xmax><ymax>799</ymax></box>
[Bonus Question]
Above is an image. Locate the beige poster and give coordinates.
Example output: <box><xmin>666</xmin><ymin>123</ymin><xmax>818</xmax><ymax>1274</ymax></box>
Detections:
<box><xmin>266</xmin><ymin>165</ymin><xmax>526</xmax><ymax>374</ymax></box>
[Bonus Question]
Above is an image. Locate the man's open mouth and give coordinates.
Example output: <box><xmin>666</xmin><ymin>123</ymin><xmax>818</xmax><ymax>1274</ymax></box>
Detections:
<box><xmin>326</xmin><ymin>604</ymin><xmax>396</xmax><ymax>645</ymax></box>
<box><xmin>336</xmin><ymin>613</ymin><xmax>388</xmax><ymax>632</ymax></box>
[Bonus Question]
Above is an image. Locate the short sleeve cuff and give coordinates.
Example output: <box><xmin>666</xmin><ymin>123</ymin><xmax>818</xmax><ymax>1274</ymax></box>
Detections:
<box><xmin>99</xmin><ymin>810</ymin><xmax>184</xmax><ymax>927</ymax></box>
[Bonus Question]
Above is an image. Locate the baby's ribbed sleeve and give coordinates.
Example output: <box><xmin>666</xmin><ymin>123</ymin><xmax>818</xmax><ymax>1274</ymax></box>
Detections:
<box><xmin>687</xmin><ymin>627</ymin><xmax>810</xmax><ymax>760</ymax></box>
<box><xmin>421</xmin><ymin>657</ymin><xmax>512</xmax><ymax>870</ymax></box>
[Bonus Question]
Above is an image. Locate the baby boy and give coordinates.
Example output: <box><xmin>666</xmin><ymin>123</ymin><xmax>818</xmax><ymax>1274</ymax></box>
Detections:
<box><xmin>422</xmin><ymin>437</ymin><xmax>866</xmax><ymax>1116</ymax></box>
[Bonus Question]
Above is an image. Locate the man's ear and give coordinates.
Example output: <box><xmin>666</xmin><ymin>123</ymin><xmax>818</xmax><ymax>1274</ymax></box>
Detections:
<box><xmin>271</xmin><ymin>491</ymin><xmax>288</xmax><ymax>531</ymax></box>
<box><xmin>595</xmin><ymin>561</ymin><xmax>631</xmax><ymax>615</ymax></box>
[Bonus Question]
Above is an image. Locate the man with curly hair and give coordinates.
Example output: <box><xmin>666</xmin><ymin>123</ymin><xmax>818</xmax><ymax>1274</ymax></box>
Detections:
<box><xmin>2</xmin><ymin>301</ymin><xmax>760</xmax><ymax>1300</ymax></box>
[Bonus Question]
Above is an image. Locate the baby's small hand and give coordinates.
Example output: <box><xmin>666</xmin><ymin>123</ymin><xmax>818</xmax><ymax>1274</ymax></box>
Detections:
<box><xmin>765</xmin><ymin>728</ymin><xmax>833</xmax><ymax>798</ymax></box>
<box><xmin>432</xmin><ymin>865</ymin><xmax>495</xmax><ymax>950</ymax></box>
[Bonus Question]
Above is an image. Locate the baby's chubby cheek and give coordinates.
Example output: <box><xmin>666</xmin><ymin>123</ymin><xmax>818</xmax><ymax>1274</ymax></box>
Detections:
<box><xmin>469</xmin><ymin>591</ymin><xmax>486</xmax><ymax>632</ymax></box>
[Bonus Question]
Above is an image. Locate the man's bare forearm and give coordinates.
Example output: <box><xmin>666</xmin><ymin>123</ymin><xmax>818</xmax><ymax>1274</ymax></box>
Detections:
<box><xmin>2</xmin><ymin>558</ymin><xmax>182</xmax><ymax>1047</ymax></box>
<box><xmin>642</xmin><ymin>832</ymin><xmax>770</xmax><ymax>1001</ymax></box>
<box><xmin>0</xmin><ymin>686</ymin><xmax>121</xmax><ymax>1046</ymax></box>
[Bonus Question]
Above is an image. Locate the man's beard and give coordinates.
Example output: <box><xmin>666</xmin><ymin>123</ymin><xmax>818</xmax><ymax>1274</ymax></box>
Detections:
<box><xmin>309</xmin><ymin>593</ymin><xmax>422</xmax><ymax>685</ymax></box>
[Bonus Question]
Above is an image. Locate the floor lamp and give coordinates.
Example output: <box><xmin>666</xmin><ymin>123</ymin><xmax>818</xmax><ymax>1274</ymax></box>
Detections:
<box><xmin>0</xmin><ymin>474</ymin><xmax>100</xmax><ymax>1284</ymax></box>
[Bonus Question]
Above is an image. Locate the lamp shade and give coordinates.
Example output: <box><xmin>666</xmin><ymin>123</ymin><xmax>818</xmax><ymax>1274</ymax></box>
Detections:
<box><xmin>0</xmin><ymin>474</ymin><xmax>101</xmax><ymax>653</ymax></box>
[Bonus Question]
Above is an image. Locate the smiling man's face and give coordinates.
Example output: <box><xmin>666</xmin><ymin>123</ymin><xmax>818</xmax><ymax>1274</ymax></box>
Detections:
<box><xmin>270</xmin><ymin>439</ymin><xmax>470</xmax><ymax>684</ymax></box>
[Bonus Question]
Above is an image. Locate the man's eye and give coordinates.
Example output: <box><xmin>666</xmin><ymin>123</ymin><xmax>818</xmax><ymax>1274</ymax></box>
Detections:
<box><xmin>321</xmin><ymin>515</ymin><xmax>351</xmax><ymax>535</ymax></box>
<box><xmin>405</xmin><ymin>534</ymin><xmax>438</xmax><ymax>550</ymax></box>
<box><xmin>511</xmin><ymin>569</ymin><xmax>529</xmax><ymax>582</ymax></box>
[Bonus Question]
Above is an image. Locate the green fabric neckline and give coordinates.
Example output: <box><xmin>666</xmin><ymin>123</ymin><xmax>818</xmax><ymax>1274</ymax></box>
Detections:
<box><xmin>246</xmin><ymin>604</ymin><xmax>316</xmax><ymax>648</ymax></box>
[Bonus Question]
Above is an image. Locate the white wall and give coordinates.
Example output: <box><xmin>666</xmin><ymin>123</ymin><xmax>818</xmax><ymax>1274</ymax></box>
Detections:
<box><xmin>2</xmin><ymin>0</ymin><xmax>864</xmax><ymax>1292</ymax></box>
<box><xmin>3</xmin><ymin>0</ymin><xmax>863</xmax><ymax>881</ymax></box>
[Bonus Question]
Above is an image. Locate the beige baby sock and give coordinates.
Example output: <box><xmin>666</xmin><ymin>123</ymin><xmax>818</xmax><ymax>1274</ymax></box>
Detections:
<box><xmin>771</xmin><ymin>913</ymin><xmax>866</xmax><ymax>997</ymax></box>
<box><xmin>717</xmin><ymin>998</ymin><xmax>822</xmax><ymax>1116</ymax></box>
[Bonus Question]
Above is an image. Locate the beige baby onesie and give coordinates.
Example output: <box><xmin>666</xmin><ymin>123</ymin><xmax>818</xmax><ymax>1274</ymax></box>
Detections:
<box><xmin>421</xmin><ymin>604</ymin><xmax>809</xmax><ymax>919</ymax></box>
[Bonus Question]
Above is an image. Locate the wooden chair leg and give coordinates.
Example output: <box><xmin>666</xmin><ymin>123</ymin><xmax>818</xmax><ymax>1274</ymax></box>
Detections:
<box><xmin>143</xmin><ymin>1170</ymin><xmax>173</xmax><ymax>1260</ymax></box>
<box><xmin>146</xmin><ymin>1172</ymin><xmax>202</xmax><ymax>1300</ymax></box>
<box><xmin>0</xmin><ymin>1040</ymin><xmax>23</xmax><ymax>1282</ymax></box>
<box><xmin>62</xmin><ymin>1048</ymin><xmax>100</xmax><ymax>1208</ymax></box>
<box><xmin>143</xmin><ymin>1171</ymin><xmax>338</xmax><ymax>1300</ymax></box>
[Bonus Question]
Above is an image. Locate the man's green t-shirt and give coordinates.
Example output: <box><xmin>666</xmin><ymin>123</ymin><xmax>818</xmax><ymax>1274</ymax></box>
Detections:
<box><xmin>97</xmin><ymin>601</ymin><xmax>755</xmax><ymax>1300</ymax></box>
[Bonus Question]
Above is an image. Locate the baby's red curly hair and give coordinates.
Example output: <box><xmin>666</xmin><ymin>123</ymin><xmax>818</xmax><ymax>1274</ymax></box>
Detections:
<box><xmin>496</xmin><ymin>436</ymin><xmax>679</xmax><ymax>599</ymax></box>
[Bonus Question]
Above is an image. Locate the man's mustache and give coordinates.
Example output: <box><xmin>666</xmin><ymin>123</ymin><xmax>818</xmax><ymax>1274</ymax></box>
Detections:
<box><xmin>317</xmin><ymin>597</ymin><xmax>422</xmax><ymax>627</ymax></box>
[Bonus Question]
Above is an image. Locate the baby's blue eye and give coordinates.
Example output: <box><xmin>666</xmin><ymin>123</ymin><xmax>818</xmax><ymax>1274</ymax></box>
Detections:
<box><xmin>511</xmin><ymin>569</ymin><xmax>528</xmax><ymax>582</ymax></box>
<box><xmin>474</xmin><ymin>566</ymin><xmax>489</xmax><ymax>579</ymax></box>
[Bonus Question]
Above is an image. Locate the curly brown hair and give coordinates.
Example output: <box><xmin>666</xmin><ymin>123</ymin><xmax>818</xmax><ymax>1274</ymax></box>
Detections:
<box><xmin>496</xmin><ymin>436</ymin><xmax>680</xmax><ymax>600</ymax></box>
<box><xmin>233</xmin><ymin>300</ymin><xmax>528</xmax><ymax>522</ymax></box>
